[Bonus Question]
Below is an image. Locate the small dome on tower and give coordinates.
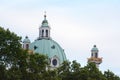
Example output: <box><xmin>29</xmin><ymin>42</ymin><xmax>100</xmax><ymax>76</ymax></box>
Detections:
<box><xmin>39</xmin><ymin>13</ymin><xmax>51</xmax><ymax>39</ymax></box>
<box><xmin>91</xmin><ymin>45</ymin><xmax>98</xmax><ymax>51</ymax></box>
<box><xmin>41</xmin><ymin>13</ymin><xmax>49</xmax><ymax>27</ymax></box>
<box><xmin>23</xmin><ymin>36</ymin><xmax>30</xmax><ymax>43</ymax></box>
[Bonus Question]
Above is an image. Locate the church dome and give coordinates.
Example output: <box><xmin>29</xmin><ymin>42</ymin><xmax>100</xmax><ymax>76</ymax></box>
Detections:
<box><xmin>24</xmin><ymin>13</ymin><xmax>67</xmax><ymax>68</ymax></box>
<box><xmin>91</xmin><ymin>45</ymin><xmax>98</xmax><ymax>51</ymax></box>
<box><xmin>29</xmin><ymin>39</ymin><xmax>67</xmax><ymax>67</ymax></box>
<box><xmin>41</xmin><ymin>14</ymin><xmax>49</xmax><ymax>27</ymax></box>
<box><xmin>23</xmin><ymin>36</ymin><xmax>30</xmax><ymax>43</ymax></box>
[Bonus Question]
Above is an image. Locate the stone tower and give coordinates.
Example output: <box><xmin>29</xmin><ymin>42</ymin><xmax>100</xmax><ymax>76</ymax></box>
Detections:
<box><xmin>88</xmin><ymin>45</ymin><xmax>102</xmax><ymax>68</ymax></box>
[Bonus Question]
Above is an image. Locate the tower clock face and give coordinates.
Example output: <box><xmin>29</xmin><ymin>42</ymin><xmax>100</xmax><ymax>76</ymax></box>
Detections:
<box><xmin>52</xmin><ymin>59</ymin><xmax>57</xmax><ymax>66</ymax></box>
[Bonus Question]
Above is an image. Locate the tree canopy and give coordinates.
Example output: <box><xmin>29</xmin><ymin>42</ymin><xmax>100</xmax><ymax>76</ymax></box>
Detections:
<box><xmin>0</xmin><ymin>26</ymin><xmax>120</xmax><ymax>80</ymax></box>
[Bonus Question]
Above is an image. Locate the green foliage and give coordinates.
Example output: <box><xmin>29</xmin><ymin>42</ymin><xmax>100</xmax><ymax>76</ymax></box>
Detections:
<box><xmin>57</xmin><ymin>61</ymin><xmax>71</xmax><ymax>80</ymax></box>
<box><xmin>71</xmin><ymin>60</ymin><xmax>81</xmax><ymax>80</ymax></box>
<box><xmin>0</xmin><ymin>27</ymin><xmax>22</xmax><ymax>68</ymax></box>
<box><xmin>57</xmin><ymin>61</ymin><xmax>106</xmax><ymax>80</ymax></box>
<box><xmin>104</xmin><ymin>70</ymin><xmax>120</xmax><ymax>80</ymax></box>
<box><xmin>28</xmin><ymin>53</ymin><xmax>48</xmax><ymax>73</ymax></box>
<box><xmin>0</xmin><ymin>26</ymin><xmax>120</xmax><ymax>80</ymax></box>
<box><xmin>0</xmin><ymin>27</ymin><xmax>22</xmax><ymax>80</ymax></box>
<box><xmin>84</xmin><ymin>62</ymin><xmax>106</xmax><ymax>80</ymax></box>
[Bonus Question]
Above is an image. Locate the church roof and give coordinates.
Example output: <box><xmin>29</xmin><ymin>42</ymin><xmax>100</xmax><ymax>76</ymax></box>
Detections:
<box><xmin>29</xmin><ymin>39</ymin><xmax>67</xmax><ymax>64</ymax></box>
<box><xmin>91</xmin><ymin>45</ymin><xmax>98</xmax><ymax>51</ymax></box>
<box><xmin>23</xmin><ymin>36</ymin><xmax>30</xmax><ymax>43</ymax></box>
<box><xmin>41</xmin><ymin>14</ymin><xmax>49</xmax><ymax>27</ymax></box>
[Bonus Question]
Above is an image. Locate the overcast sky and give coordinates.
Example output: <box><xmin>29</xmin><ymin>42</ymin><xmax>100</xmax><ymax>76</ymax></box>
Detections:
<box><xmin>0</xmin><ymin>0</ymin><xmax>120</xmax><ymax>75</ymax></box>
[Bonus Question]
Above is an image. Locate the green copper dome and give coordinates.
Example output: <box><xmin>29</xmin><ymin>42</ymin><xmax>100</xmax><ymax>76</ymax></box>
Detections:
<box><xmin>41</xmin><ymin>14</ymin><xmax>49</xmax><ymax>27</ymax></box>
<box><xmin>23</xmin><ymin>36</ymin><xmax>30</xmax><ymax>43</ymax></box>
<box><xmin>91</xmin><ymin>45</ymin><xmax>98</xmax><ymax>51</ymax></box>
<box><xmin>25</xmin><ymin>13</ymin><xmax>67</xmax><ymax>68</ymax></box>
<box><xmin>29</xmin><ymin>39</ymin><xmax>67</xmax><ymax>64</ymax></box>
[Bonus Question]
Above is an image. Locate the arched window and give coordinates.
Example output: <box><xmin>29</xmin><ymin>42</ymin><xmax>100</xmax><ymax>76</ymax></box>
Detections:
<box><xmin>26</xmin><ymin>44</ymin><xmax>29</xmax><ymax>50</ymax></box>
<box><xmin>52</xmin><ymin>59</ymin><xmax>57</xmax><ymax>66</ymax></box>
<box><xmin>42</xmin><ymin>30</ymin><xmax>44</xmax><ymax>37</ymax></box>
<box><xmin>46</xmin><ymin>30</ymin><xmax>48</xmax><ymax>37</ymax></box>
<box><xmin>95</xmin><ymin>53</ymin><xmax>98</xmax><ymax>58</ymax></box>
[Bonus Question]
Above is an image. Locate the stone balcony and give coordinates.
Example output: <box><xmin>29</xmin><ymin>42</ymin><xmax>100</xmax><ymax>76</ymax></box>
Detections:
<box><xmin>88</xmin><ymin>57</ymin><xmax>102</xmax><ymax>64</ymax></box>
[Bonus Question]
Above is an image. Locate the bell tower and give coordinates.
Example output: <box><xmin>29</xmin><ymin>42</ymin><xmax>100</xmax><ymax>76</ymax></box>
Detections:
<box><xmin>88</xmin><ymin>45</ymin><xmax>102</xmax><ymax>68</ymax></box>
<box><xmin>39</xmin><ymin>12</ymin><xmax>51</xmax><ymax>39</ymax></box>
